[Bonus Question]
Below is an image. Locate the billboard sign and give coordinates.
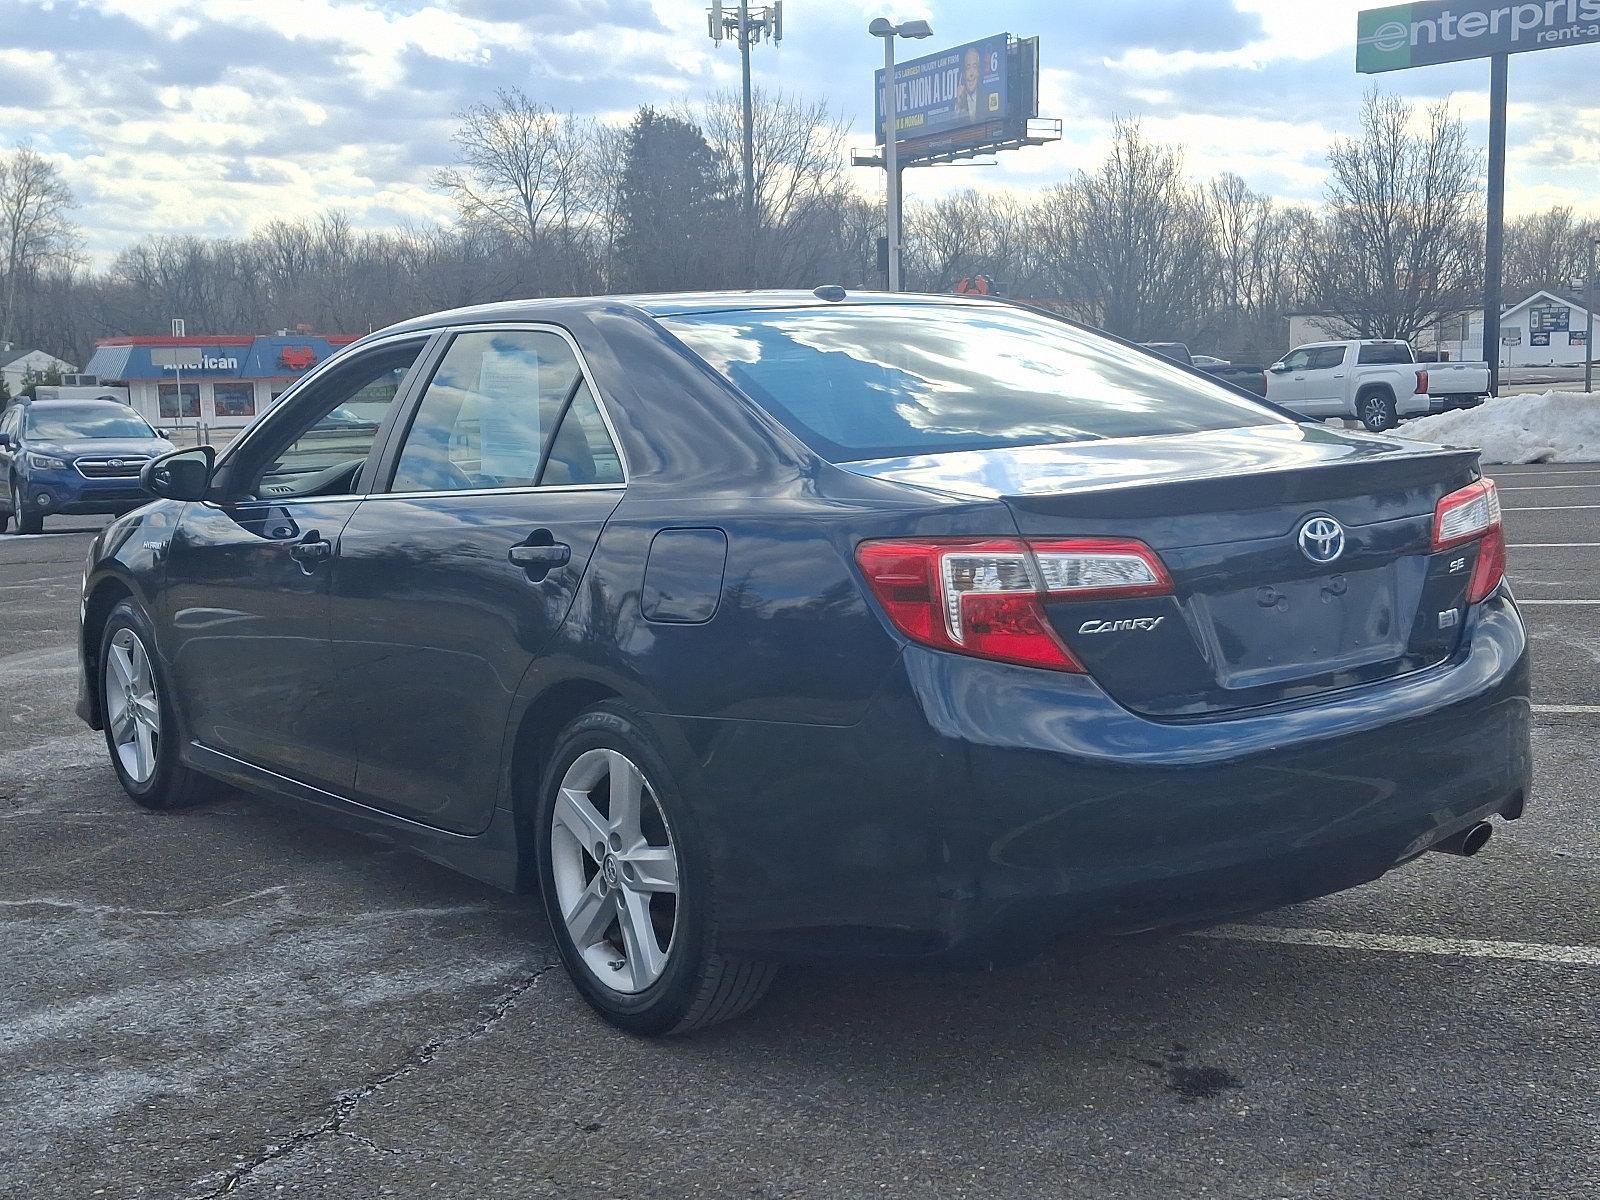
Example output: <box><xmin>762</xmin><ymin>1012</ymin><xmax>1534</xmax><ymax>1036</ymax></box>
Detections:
<box><xmin>1357</xmin><ymin>0</ymin><xmax>1600</xmax><ymax>72</ymax></box>
<box><xmin>1530</xmin><ymin>303</ymin><xmax>1572</xmax><ymax>332</ymax></box>
<box><xmin>875</xmin><ymin>33</ymin><xmax>1010</xmax><ymax>148</ymax></box>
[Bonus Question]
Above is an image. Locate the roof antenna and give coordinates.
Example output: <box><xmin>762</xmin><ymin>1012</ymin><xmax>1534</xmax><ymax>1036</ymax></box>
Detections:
<box><xmin>813</xmin><ymin>285</ymin><xmax>847</xmax><ymax>302</ymax></box>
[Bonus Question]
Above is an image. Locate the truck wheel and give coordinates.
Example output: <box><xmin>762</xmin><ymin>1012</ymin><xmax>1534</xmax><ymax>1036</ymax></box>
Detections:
<box><xmin>1359</xmin><ymin>389</ymin><xmax>1397</xmax><ymax>433</ymax></box>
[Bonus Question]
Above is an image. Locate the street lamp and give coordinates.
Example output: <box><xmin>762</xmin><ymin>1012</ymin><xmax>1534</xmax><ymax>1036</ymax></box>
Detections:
<box><xmin>870</xmin><ymin>16</ymin><xmax>933</xmax><ymax>292</ymax></box>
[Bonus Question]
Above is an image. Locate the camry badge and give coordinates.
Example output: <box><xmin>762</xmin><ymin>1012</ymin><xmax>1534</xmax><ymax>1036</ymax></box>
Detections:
<box><xmin>1079</xmin><ymin>617</ymin><xmax>1165</xmax><ymax>635</ymax></box>
<box><xmin>1298</xmin><ymin>515</ymin><xmax>1345</xmax><ymax>564</ymax></box>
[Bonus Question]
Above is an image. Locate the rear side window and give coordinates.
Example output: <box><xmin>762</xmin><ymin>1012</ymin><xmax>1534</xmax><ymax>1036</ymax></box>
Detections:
<box><xmin>1357</xmin><ymin>342</ymin><xmax>1413</xmax><ymax>365</ymax></box>
<box><xmin>389</xmin><ymin>329</ymin><xmax>623</xmax><ymax>493</ymax></box>
<box><xmin>661</xmin><ymin>305</ymin><xmax>1287</xmax><ymax>463</ymax></box>
<box><xmin>1304</xmin><ymin>347</ymin><xmax>1349</xmax><ymax>370</ymax></box>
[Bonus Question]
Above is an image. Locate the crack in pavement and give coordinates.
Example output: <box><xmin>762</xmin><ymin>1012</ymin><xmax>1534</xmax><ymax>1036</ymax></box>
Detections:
<box><xmin>188</xmin><ymin>959</ymin><xmax>561</xmax><ymax>1198</ymax></box>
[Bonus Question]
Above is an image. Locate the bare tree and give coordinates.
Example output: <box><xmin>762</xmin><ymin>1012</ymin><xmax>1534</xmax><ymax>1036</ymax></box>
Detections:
<box><xmin>1028</xmin><ymin>121</ymin><xmax>1217</xmax><ymax>341</ymax></box>
<box><xmin>1504</xmin><ymin>206</ymin><xmax>1600</xmax><ymax>298</ymax></box>
<box><xmin>1299</xmin><ymin>90</ymin><xmax>1482</xmax><ymax>341</ymax></box>
<box><xmin>434</xmin><ymin>89</ymin><xmax>594</xmax><ymax>290</ymax></box>
<box><xmin>1204</xmin><ymin>173</ymin><xmax>1306</xmax><ymax>359</ymax></box>
<box><xmin>692</xmin><ymin>88</ymin><xmax>855</xmax><ymax>287</ymax></box>
<box><xmin>903</xmin><ymin>189</ymin><xmax>1035</xmax><ymax>295</ymax></box>
<box><xmin>0</xmin><ymin>145</ymin><xmax>79</xmax><ymax>347</ymax></box>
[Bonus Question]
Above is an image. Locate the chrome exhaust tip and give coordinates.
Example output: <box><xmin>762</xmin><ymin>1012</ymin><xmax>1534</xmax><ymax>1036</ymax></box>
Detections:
<box><xmin>1430</xmin><ymin>821</ymin><xmax>1493</xmax><ymax>857</ymax></box>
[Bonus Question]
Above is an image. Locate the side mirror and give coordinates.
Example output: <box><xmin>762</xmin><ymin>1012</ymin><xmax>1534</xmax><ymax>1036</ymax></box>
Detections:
<box><xmin>155</xmin><ymin>428</ymin><xmax>171</xmax><ymax>439</ymax></box>
<box><xmin>1268</xmin><ymin>363</ymin><xmax>1290</xmax><ymax>373</ymax></box>
<box><xmin>141</xmin><ymin>446</ymin><xmax>215</xmax><ymax>502</ymax></box>
<box><xmin>0</xmin><ymin>432</ymin><xmax>11</xmax><ymax>449</ymax></box>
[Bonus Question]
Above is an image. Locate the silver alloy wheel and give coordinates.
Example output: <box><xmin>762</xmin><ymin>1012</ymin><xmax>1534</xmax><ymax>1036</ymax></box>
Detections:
<box><xmin>105</xmin><ymin>627</ymin><xmax>160</xmax><ymax>784</ymax></box>
<box><xmin>1363</xmin><ymin>395</ymin><xmax>1388</xmax><ymax>429</ymax></box>
<box><xmin>550</xmin><ymin>748</ymin><xmax>680</xmax><ymax>994</ymax></box>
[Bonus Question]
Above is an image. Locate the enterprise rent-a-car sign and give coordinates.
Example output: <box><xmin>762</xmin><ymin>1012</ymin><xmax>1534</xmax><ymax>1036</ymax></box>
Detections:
<box><xmin>1358</xmin><ymin>0</ymin><xmax>1600</xmax><ymax>70</ymax></box>
<box><xmin>875</xmin><ymin>33</ymin><xmax>1010</xmax><ymax>146</ymax></box>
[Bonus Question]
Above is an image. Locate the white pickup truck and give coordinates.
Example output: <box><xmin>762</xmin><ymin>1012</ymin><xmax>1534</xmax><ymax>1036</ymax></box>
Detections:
<box><xmin>1265</xmin><ymin>339</ymin><xmax>1491</xmax><ymax>433</ymax></box>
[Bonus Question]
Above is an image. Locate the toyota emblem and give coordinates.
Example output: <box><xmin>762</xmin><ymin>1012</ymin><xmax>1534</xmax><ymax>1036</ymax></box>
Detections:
<box><xmin>1298</xmin><ymin>515</ymin><xmax>1345</xmax><ymax>564</ymax></box>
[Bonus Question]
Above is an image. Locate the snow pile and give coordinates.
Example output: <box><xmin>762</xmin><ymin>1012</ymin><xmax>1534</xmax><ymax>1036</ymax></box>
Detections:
<box><xmin>1397</xmin><ymin>390</ymin><xmax>1600</xmax><ymax>464</ymax></box>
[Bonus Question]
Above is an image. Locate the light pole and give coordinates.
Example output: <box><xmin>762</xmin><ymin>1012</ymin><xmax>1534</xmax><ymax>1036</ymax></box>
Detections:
<box><xmin>869</xmin><ymin>17</ymin><xmax>932</xmax><ymax>292</ymax></box>
<box><xmin>1586</xmin><ymin>239</ymin><xmax>1597</xmax><ymax>395</ymax></box>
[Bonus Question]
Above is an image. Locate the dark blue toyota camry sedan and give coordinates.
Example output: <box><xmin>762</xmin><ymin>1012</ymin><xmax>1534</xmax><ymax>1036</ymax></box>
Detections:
<box><xmin>75</xmin><ymin>291</ymin><xmax>1531</xmax><ymax>1034</ymax></box>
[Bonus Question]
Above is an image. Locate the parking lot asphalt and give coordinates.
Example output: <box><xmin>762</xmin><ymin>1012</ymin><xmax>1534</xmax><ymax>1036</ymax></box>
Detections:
<box><xmin>2</xmin><ymin>468</ymin><xmax>1597</xmax><ymax>1200</ymax></box>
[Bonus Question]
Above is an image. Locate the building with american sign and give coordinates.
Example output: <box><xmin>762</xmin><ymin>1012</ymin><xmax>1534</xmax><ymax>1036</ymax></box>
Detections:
<box><xmin>80</xmin><ymin>332</ymin><xmax>359</xmax><ymax>430</ymax></box>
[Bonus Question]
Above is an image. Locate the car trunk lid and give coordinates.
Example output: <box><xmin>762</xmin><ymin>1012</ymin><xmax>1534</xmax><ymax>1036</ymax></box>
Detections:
<box><xmin>845</xmin><ymin>424</ymin><xmax>1483</xmax><ymax>717</ymax></box>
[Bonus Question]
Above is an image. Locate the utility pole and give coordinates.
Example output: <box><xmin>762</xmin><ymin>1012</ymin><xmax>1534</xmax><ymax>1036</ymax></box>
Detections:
<box><xmin>1586</xmin><ymin>239</ymin><xmax>1596</xmax><ymax>395</ymax></box>
<box><xmin>707</xmin><ymin>2</ymin><xmax>783</xmax><ymax>229</ymax></box>
<box><xmin>738</xmin><ymin>0</ymin><xmax>755</xmax><ymax>220</ymax></box>
<box><xmin>1481</xmin><ymin>53</ymin><xmax>1508</xmax><ymax>397</ymax></box>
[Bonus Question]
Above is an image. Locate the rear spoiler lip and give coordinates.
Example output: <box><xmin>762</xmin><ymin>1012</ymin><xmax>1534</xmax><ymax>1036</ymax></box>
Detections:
<box><xmin>996</xmin><ymin>447</ymin><xmax>1483</xmax><ymax>522</ymax></box>
<box><xmin>847</xmin><ymin>443</ymin><xmax>1482</xmax><ymax>522</ymax></box>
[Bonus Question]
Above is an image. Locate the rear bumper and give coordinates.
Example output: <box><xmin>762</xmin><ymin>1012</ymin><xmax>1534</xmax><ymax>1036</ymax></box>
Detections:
<box><xmin>683</xmin><ymin>590</ymin><xmax>1530</xmax><ymax>961</ymax></box>
<box><xmin>1427</xmin><ymin>394</ymin><xmax>1487</xmax><ymax>414</ymax></box>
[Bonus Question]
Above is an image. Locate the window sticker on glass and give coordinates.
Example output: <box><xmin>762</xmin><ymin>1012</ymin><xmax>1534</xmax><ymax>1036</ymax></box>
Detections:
<box><xmin>477</xmin><ymin>345</ymin><xmax>543</xmax><ymax>479</ymax></box>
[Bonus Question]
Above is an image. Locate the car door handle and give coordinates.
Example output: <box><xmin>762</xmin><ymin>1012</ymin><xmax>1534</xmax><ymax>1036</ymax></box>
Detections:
<box><xmin>508</xmin><ymin>542</ymin><xmax>571</xmax><ymax>569</ymax></box>
<box><xmin>289</xmin><ymin>532</ymin><xmax>333</xmax><ymax>564</ymax></box>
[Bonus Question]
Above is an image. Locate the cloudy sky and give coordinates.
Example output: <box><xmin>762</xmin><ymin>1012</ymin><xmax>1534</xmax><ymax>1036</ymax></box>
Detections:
<box><xmin>3</xmin><ymin>0</ymin><xmax>1598</xmax><ymax>261</ymax></box>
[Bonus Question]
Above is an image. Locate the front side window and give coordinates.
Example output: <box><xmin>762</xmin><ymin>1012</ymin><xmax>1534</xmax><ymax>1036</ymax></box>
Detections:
<box><xmin>233</xmin><ymin>341</ymin><xmax>423</xmax><ymax>499</ymax></box>
<box><xmin>661</xmin><ymin>305</ymin><xmax>1287</xmax><ymax>463</ymax></box>
<box><xmin>24</xmin><ymin>404</ymin><xmax>155</xmax><ymax>440</ymax></box>
<box><xmin>159</xmin><ymin>383</ymin><xmax>200</xmax><ymax>419</ymax></box>
<box><xmin>389</xmin><ymin>329</ymin><xmax>623</xmax><ymax>493</ymax></box>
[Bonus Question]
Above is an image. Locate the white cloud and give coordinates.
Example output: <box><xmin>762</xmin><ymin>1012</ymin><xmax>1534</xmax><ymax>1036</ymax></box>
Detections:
<box><xmin>2</xmin><ymin>0</ymin><xmax>1596</xmax><ymax>262</ymax></box>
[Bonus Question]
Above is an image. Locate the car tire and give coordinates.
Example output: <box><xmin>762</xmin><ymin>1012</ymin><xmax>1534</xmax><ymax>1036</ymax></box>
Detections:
<box><xmin>535</xmin><ymin>701</ymin><xmax>777</xmax><ymax>1035</ymax></box>
<box><xmin>0</xmin><ymin>508</ymin><xmax>9</xmax><ymax>534</ymax></box>
<box><xmin>1359</xmin><ymin>389</ymin><xmax>1397</xmax><ymax>433</ymax></box>
<box><xmin>98</xmin><ymin>600</ymin><xmax>213</xmax><ymax>810</ymax></box>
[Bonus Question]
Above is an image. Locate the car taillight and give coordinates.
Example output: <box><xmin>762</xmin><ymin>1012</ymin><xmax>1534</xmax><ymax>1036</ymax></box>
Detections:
<box><xmin>855</xmin><ymin>537</ymin><xmax>1173</xmax><ymax>672</ymax></box>
<box><xmin>1433</xmin><ymin>479</ymin><xmax>1504</xmax><ymax>603</ymax></box>
<box><xmin>1415</xmin><ymin>369</ymin><xmax>1429</xmax><ymax>395</ymax></box>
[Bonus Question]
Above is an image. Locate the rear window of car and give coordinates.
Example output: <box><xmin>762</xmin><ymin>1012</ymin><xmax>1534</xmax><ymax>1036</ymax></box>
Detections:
<box><xmin>1357</xmin><ymin>342</ymin><xmax>1413</xmax><ymax>365</ymax></box>
<box><xmin>660</xmin><ymin>305</ymin><xmax>1287</xmax><ymax>463</ymax></box>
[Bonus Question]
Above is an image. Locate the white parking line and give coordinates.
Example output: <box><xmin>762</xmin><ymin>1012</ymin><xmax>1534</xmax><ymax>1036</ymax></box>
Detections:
<box><xmin>1194</xmin><ymin>925</ymin><xmax>1600</xmax><ymax>967</ymax></box>
<box><xmin>1500</xmin><ymin>504</ymin><xmax>1600</xmax><ymax>511</ymax></box>
<box><xmin>1533</xmin><ymin>704</ymin><xmax>1600</xmax><ymax>715</ymax></box>
<box><xmin>1517</xmin><ymin>599</ymin><xmax>1600</xmax><ymax>606</ymax></box>
<box><xmin>1497</xmin><ymin>483</ymin><xmax>1600</xmax><ymax>490</ymax></box>
<box><xmin>1508</xmin><ymin>543</ymin><xmax>1600</xmax><ymax>548</ymax></box>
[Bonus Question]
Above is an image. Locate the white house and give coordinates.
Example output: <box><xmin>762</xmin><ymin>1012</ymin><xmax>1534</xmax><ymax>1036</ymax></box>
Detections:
<box><xmin>0</xmin><ymin>346</ymin><xmax>79</xmax><ymax>395</ymax></box>
<box><xmin>1442</xmin><ymin>290</ymin><xmax>1594</xmax><ymax>368</ymax></box>
<box><xmin>1288</xmin><ymin>289</ymin><xmax>1595</xmax><ymax>368</ymax></box>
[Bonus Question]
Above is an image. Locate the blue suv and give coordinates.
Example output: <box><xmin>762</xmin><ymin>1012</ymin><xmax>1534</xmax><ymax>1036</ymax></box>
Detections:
<box><xmin>0</xmin><ymin>399</ymin><xmax>173</xmax><ymax>534</ymax></box>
